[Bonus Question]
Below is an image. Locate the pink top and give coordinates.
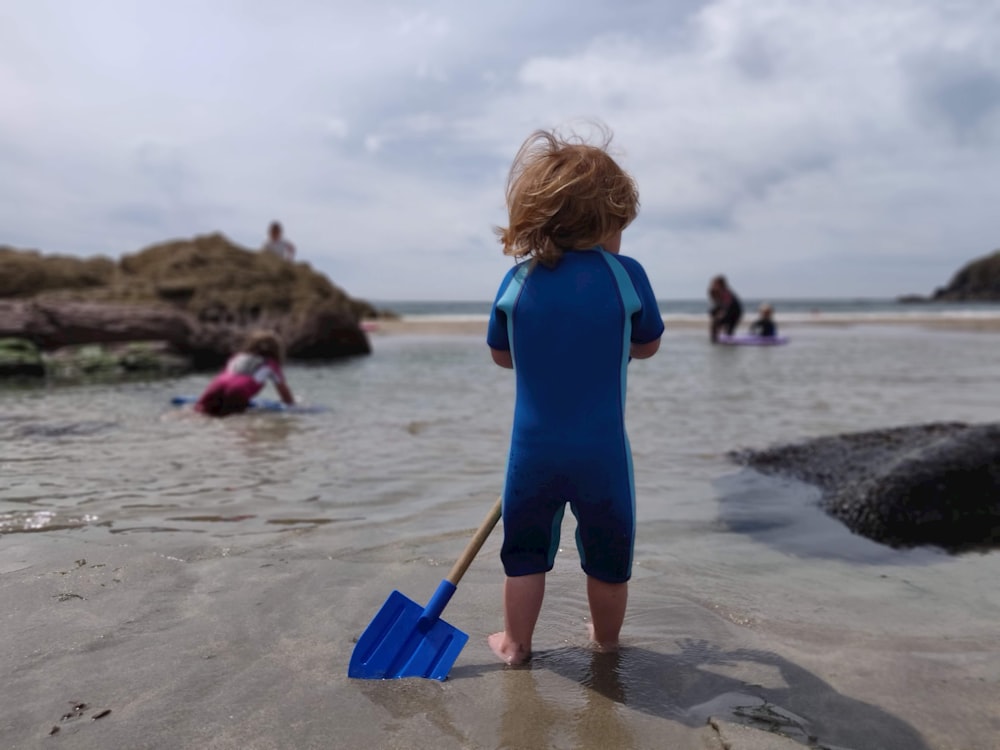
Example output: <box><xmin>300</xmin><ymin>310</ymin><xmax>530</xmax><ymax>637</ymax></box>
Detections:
<box><xmin>214</xmin><ymin>353</ymin><xmax>286</xmax><ymax>402</ymax></box>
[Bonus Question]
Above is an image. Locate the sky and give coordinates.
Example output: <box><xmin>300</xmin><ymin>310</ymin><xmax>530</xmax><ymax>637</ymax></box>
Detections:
<box><xmin>2</xmin><ymin>1</ymin><xmax>999</xmax><ymax>302</ymax></box>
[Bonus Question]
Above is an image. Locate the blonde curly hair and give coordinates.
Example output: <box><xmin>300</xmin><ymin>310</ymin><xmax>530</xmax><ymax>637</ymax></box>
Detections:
<box><xmin>496</xmin><ymin>127</ymin><xmax>639</xmax><ymax>268</ymax></box>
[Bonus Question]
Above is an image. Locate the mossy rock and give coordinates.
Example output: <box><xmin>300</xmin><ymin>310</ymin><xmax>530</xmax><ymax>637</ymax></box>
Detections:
<box><xmin>0</xmin><ymin>337</ymin><xmax>45</xmax><ymax>378</ymax></box>
<box><xmin>42</xmin><ymin>341</ymin><xmax>192</xmax><ymax>383</ymax></box>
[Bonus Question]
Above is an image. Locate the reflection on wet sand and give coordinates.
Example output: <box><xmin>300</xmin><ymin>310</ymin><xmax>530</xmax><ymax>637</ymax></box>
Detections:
<box><xmin>494</xmin><ymin>654</ymin><xmax>637</xmax><ymax>750</ymax></box>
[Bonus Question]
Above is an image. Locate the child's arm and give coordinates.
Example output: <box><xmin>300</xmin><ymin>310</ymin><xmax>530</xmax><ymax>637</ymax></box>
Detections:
<box><xmin>490</xmin><ymin>347</ymin><xmax>514</xmax><ymax>369</ymax></box>
<box><xmin>275</xmin><ymin>380</ymin><xmax>295</xmax><ymax>405</ymax></box>
<box><xmin>630</xmin><ymin>338</ymin><xmax>660</xmax><ymax>360</ymax></box>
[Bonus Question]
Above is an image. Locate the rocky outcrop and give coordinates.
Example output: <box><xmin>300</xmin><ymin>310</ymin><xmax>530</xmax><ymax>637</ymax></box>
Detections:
<box><xmin>0</xmin><ymin>247</ymin><xmax>115</xmax><ymax>298</ymax></box>
<box><xmin>730</xmin><ymin>422</ymin><xmax>1000</xmax><ymax>553</ymax></box>
<box><xmin>0</xmin><ymin>233</ymin><xmax>378</xmax><ymax>375</ymax></box>
<box><xmin>931</xmin><ymin>249</ymin><xmax>1000</xmax><ymax>301</ymax></box>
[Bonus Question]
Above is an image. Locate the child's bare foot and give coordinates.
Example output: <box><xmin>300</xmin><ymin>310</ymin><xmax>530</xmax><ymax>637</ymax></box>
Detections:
<box><xmin>488</xmin><ymin>632</ymin><xmax>531</xmax><ymax>665</ymax></box>
<box><xmin>587</xmin><ymin>622</ymin><xmax>620</xmax><ymax>652</ymax></box>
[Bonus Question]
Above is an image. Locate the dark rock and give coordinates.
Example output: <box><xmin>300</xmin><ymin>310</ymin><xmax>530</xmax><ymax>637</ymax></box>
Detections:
<box><xmin>931</xmin><ymin>249</ymin><xmax>1000</xmax><ymax>301</ymax></box>
<box><xmin>730</xmin><ymin>422</ymin><xmax>1000</xmax><ymax>552</ymax></box>
<box><xmin>0</xmin><ymin>233</ymin><xmax>378</xmax><ymax>376</ymax></box>
<box><xmin>281</xmin><ymin>303</ymin><xmax>370</xmax><ymax>360</ymax></box>
<box><xmin>0</xmin><ymin>299</ymin><xmax>197</xmax><ymax>351</ymax></box>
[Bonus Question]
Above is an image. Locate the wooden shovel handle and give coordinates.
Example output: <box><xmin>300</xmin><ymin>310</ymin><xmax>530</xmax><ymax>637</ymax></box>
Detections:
<box><xmin>446</xmin><ymin>495</ymin><xmax>502</xmax><ymax>586</ymax></box>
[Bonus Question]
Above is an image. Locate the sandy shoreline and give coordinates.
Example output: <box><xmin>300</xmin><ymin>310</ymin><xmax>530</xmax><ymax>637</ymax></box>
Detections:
<box><xmin>368</xmin><ymin>313</ymin><xmax>1000</xmax><ymax>337</ymax></box>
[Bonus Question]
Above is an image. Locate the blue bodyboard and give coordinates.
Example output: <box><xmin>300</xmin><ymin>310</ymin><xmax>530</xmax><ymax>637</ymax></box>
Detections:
<box><xmin>169</xmin><ymin>396</ymin><xmax>326</xmax><ymax>414</ymax></box>
<box><xmin>717</xmin><ymin>334</ymin><xmax>789</xmax><ymax>346</ymax></box>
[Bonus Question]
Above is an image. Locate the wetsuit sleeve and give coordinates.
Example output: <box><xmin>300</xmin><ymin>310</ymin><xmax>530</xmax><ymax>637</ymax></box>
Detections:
<box><xmin>620</xmin><ymin>257</ymin><xmax>664</xmax><ymax>344</ymax></box>
<box><xmin>487</xmin><ymin>266</ymin><xmax>519</xmax><ymax>351</ymax></box>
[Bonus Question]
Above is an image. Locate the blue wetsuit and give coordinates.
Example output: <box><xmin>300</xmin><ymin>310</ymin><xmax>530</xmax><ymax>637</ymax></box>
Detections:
<box><xmin>487</xmin><ymin>248</ymin><xmax>663</xmax><ymax>583</ymax></box>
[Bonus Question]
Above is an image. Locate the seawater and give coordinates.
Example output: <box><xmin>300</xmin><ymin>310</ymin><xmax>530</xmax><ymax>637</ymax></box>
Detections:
<box><xmin>6</xmin><ymin>320</ymin><xmax>998</xmax><ymax>539</ymax></box>
<box><xmin>3</xmin><ymin>317</ymin><xmax>1000</xmax><ymax>748</ymax></box>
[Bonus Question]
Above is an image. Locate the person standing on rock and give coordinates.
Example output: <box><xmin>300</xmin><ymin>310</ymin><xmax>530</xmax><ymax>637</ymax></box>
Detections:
<box><xmin>262</xmin><ymin>221</ymin><xmax>295</xmax><ymax>261</ymax></box>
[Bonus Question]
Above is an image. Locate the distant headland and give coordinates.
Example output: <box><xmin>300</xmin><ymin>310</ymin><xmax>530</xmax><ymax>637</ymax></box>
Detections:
<box><xmin>899</xmin><ymin>247</ymin><xmax>1000</xmax><ymax>303</ymax></box>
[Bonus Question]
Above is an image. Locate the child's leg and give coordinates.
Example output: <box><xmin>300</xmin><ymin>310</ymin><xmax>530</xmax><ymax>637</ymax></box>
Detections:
<box><xmin>586</xmin><ymin>576</ymin><xmax>627</xmax><ymax>650</ymax></box>
<box><xmin>488</xmin><ymin>572</ymin><xmax>545</xmax><ymax>665</ymax></box>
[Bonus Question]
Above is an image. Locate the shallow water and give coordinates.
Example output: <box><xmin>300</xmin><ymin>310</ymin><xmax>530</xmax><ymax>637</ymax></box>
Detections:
<box><xmin>2</xmin><ymin>323</ymin><xmax>999</xmax><ymax>749</ymax></box>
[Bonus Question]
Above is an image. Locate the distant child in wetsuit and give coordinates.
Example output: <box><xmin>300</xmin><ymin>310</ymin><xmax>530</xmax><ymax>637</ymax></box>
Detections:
<box><xmin>749</xmin><ymin>303</ymin><xmax>777</xmax><ymax>338</ymax></box>
<box><xmin>195</xmin><ymin>330</ymin><xmax>295</xmax><ymax>416</ymax></box>
<box><xmin>708</xmin><ymin>275</ymin><xmax>743</xmax><ymax>342</ymax></box>
<box><xmin>486</xmin><ymin>128</ymin><xmax>664</xmax><ymax>665</ymax></box>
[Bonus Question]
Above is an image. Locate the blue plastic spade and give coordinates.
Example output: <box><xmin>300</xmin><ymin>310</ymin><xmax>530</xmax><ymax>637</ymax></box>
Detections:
<box><xmin>349</xmin><ymin>496</ymin><xmax>502</xmax><ymax>680</ymax></box>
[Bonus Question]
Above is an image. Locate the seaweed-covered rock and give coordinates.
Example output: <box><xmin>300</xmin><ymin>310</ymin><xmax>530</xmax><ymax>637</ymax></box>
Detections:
<box><xmin>0</xmin><ymin>337</ymin><xmax>45</xmax><ymax>378</ymax></box>
<box><xmin>0</xmin><ymin>233</ymin><xmax>378</xmax><ymax>373</ymax></box>
<box><xmin>730</xmin><ymin>422</ymin><xmax>1000</xmax><ymax>552</ymax></box>
<box><xmin>43</xmin><ymin>341</ymin><xmax>191</xmax><ymax>382</ymax></box>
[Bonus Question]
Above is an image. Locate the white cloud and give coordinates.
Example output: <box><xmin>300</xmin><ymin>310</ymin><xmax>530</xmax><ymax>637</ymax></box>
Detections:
<box><xmin>1</xmin><ymin>0</ymin><xmax>998</xmax><ymax>301</ymax></box>
<box><xmin>322</xmin><ymin>118</ymin><xmax>350</xmax><ymax>140</ymax></box>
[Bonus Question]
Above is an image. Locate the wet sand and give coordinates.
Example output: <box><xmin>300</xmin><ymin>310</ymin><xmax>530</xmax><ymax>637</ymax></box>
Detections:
<box><xmin>4</xmin><ymin>511</ymin><xmax>998</xmax><ymax>749</ymax></box>
<box><xmin>369</xmin><ymin>312</ymin><xmax>1000</xmax><ymax>337</ymax></box>
<box><xmin>3</xmin><ymin>531</ymin><xmax>734</xmax><ymax>749</ymax></box>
